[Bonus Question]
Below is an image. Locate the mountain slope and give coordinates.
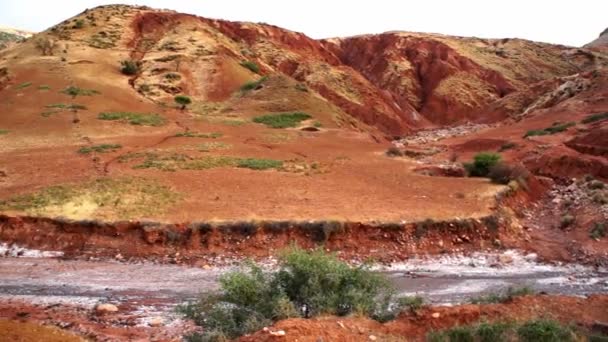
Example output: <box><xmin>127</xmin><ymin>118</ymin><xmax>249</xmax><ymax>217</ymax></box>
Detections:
<box><xmin>0</xmin><ymin>26</ymin><xmax>32</xmax><ymax>50</ymax></box>
<box><xmin>585</xmin><ymin>27</ymin><xmax>608</xmax><ymax>52</ymax></box>
<box><xmin>0</xmin><ymin>4</ymin><xmax>606</xmax><ymax>224</ymax></box>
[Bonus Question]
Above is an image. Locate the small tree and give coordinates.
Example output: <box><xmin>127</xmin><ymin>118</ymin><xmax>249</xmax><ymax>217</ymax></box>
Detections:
<box><xmin>174</xmin><ymin>95</ymin><xmax>191</xmax><ymax>110</ymax></box>
<box><xmin>34</xmin><ymin>37</ymin><xmax>56</xmax><ymax>56</ymax></box>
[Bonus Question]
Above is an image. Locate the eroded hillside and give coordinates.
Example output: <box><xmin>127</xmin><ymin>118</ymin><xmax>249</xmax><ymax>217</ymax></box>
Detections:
<box><xmin>0</xmin><ymin>4</ymin><xmax>606</xmax><ymax>255</ymax></box>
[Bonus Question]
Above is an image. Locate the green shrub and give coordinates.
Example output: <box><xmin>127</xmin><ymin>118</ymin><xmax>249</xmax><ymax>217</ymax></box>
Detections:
<box><xmin>476</xmin><ymin>322</ymin><xmax>511</xmax><ymax>342</ymax></box>
<box><xmin>446</xmin><ymin>326</ymin><xmax>475</xmax><ymax>342</ymax></box>
<box><xmin>253</xmin><ymin>112</ymin><xmax>312</xmax><ymax>128</ymax></box>
<box><xmin>240</xmin><ymin>61</ymin><xmax>260</xmax><ymax>74</ymax></box>
<box><xmin>98</xmin><ymin>112</ymin><xmax>165</xmax><ymax>126</ymax></box>
<box><xmin>240</xmin><ymin>76</ymin><xmax>268</xmax><ymax>92</ymax></box>
<box><xmin>179</xmin><ymin>248</ymin><xmax>402</xmax><ymax>340</ymax></box>
<box><xmin>0</xmin><ymin>129</ymin><xmax>9</xmax><ymax>135</ymax></box>
<box><xmin>78</xmin><ymin>144</ymin><xmax>122</xmax><ymax>154</ymax></box>
<box><xmin>517</xmin><ymin>320</ymin><xmax>574</xmax><ymax>342</ymax></box>
<box><xmin>120</xmin><ymin>60</ymin><xmax>140</xmax><ymax>75</ymax></box>
<box><xmin>464</xmin><ymin>152</ymin><xmax>501</xmax><ymax>177</ymax></box>
<box><xmin>581</xmin><ymin>112</ymin><xmax>608</xmax><ymax>124</ymax></box>
<box><xmin>174</xmin><ymin>95</ymin><xmax>192</xmax><ymax>110</ymax></box>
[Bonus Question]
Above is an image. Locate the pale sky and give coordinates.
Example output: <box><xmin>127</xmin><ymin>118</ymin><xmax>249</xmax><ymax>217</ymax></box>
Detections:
<box><xmin>1</xmin><ymin>0</ymin><xmax>606</xmax><ymax>46</ymax></box>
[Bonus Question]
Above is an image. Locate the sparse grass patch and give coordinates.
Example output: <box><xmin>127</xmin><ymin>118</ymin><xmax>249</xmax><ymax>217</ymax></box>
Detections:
<box><xmin>78</xmin><ymin>144</ymin><xmax>122</xmax><ymax>154</ymax></box>
<box><xmin>253</xmin><ymin>112</ymin><xmax>312</xmax><ymax>129</ymax></box>
<box><xmin>61</xmin><ymin>86</ymin><xmax>100</xmax><ymax>97</ymax></box>
<box><xmin>179</xmin><ymin>247</ymin><xmax>407</xmax><ymax>340</ymax></box>
<box><xmin>174</xmin><ymin>131</ymin><xmax>223</xmax><ymax>138</ymax></box>
<box><xmin>240</xmin><ymin>76</ymin><xmax>268</xmax><ymax>92</ymax></box>
<box><xmin>16</xmin><ymin>82</ymin><xmax>32</xmax><ymax>89</ymax></box>
<box><xmin>469</xmin><ymin>286</ymin><xmax>535</xmax><ymax>304</ymax></box>
<box><xmin>524</xmin><ymin>122</ymin><xmax>575</xmax><ymax>138</ymax></box>
<box><xmin>0</xmin><ymin>129</ymin><xmax>8</xmax><ymax>135</ymax></box>
<box><xmin>239</xmin><ymin>60</ymin><xmax>260</xmax><ymax>73</ymax></box>
<box><xmin>129</xmin><ymin>153</ymin><xmax>282</xmax><ymax>172</ymax></box>
<box><xmin>0</xmin><ymin>177</ymin><xmax>180</xmax><ymax>219</ymax></box>
<box><xmin>46</xmin><ymin>103</ymin><xmax>87</xmax><ymax>111</ymax></box>
<box><xmin>38</xmin><ymin>85</ymin><xmax>51</xmax><ymax>91</ymax></box>
<box><xmin>98</xmin><ymin>112</ymin><xmax>166</xmax><ymax>126</ymax></box>
<box><xmin>237</xmin><ymin>158</ymin><xmax>283</xmax><ymax>170</ymax></box>
<box><xmin>198</xmin><ymin>142</ymin><xmax>231</xmax><ymax>152</ymax></box>
<box><xmin>581</xmin><ymin>112</ymin><xmax>608</xmax><ymax>124</ymax></box>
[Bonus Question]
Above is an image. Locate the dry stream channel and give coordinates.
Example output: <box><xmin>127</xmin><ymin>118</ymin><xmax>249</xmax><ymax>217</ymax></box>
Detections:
<box><xmin>0</xmin><ymin>245</ymin><xmax>606</xmax><ymax>326</ymax></box>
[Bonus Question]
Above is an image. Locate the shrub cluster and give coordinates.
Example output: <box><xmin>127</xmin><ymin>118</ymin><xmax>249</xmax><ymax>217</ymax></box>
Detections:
<box><xmin>464</xmin><ymin>153</ymin><xmax>530</xmax><ymax>187</ymax></box>
<box><xmin>428</xmin><ymin>319</ymin><xmax>577</xmax><ymax>342</ymax></box>
<box><xmin>179</xmin><ymin>248</ymin><xmax>421</xmax><ymax>340</ymax></box>
<box><xmin>120</xmin><ymin>60</ymin><xmax>140</xmax><ymax>75</ymax></box>
<box><xmin>463</xmin><ymin>152</ymin><xmax>501</xmax><ymax>177</ymax></box>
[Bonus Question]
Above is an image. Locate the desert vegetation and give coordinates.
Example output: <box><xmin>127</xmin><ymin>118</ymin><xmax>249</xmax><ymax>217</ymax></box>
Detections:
<box><xmin>240</xmin><ymin>76</ymin><xmax>268</xmax><ymax>92</ymax></box>
<box><xmin>61</xmin><ymin>86</ymin><xmax>100</xmax><ymax>98</ymax></box>
<box><xmin>253</xmin><ymin>112</ymin><xmax>312</xmax><ymax>128</ymax></box>
<box><xmin>581</xmin><ymin>112</ymin><xmax>608</xmax><ymax>124</ymax></box>
<box><xmin>34</xmin><ymin>37</ymin><xmax>55</xmax><ymax>55</ymax></box>
<box><xmin>240</xmin><ymin>60</ymin><xmax>260</xmax><ymax>73</ymax></box>
<box><xmin>179</xmin><ymin>248</ymin><xmax>423</xmax><ymax>341</ymax></box>
<box><xmin>77</xmin><ymin>144</ymin><xmax>122</xmax><ymax>154</ymax></box>
<box><xmin>469</xmin><ymin>287</ymin><xmax>535</xmax><ymax>304</ymax></box>
<box><xmin>174</xmin><ymin>131</ymin><xmax>222</xmax><ymax>138</ymax></box>
<box><xmin>0</xmin><ymin>177</ymin><xmax>180</xmax><ymax>219</ymax></box>
<box><xmin>427</xmin><ymin>319</ymin><xmax>583</xmax><ymax>342</ymax></box>
<box><xmin>524</xmin><ymin>122</ymin><xmax>576</xmax><ymax>138</ymax></box>
<box><xmin>120</xmin><ymin>60</ymin><xmax>140</xmax><ymax>75</ymax></box>
<box><xmin>98</xmin><ymin>112</ymin><xmax>166</xmax><ymax>126</ymax></box>
<box><xmin>174</xmin><ymin>95</ymin><xmax>192</xmax><ymax>110</ymax></box>
<box><xmin>127</xmin><ymin>153</ymin><xmax>284</xmax><ymax>172</ymax></box>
